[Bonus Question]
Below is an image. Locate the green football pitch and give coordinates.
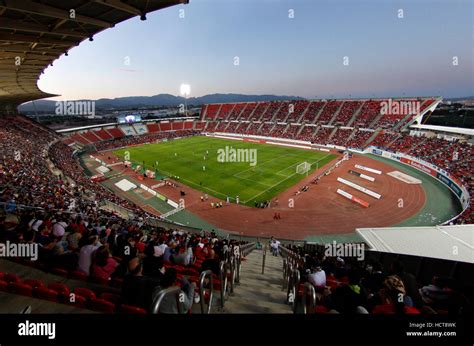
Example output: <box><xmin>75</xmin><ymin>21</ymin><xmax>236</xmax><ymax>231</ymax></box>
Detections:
<box><xmin>114</xmin><ymin>136</ymin><xmax>336</xmax><ymax>206</ymax></box>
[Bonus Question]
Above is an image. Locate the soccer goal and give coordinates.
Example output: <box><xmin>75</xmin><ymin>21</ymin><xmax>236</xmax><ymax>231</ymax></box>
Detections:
<box><xmin>296</xmin><ymin>162</ymin><xmax>311</xmax><ymax>174</ymax></box>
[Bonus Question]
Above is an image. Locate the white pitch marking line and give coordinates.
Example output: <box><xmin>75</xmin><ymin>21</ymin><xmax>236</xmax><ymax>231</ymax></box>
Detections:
<box><xmin>242</xmin><ymin>153</ymin><xmax>332</xmax><ymax>203</ymax></box>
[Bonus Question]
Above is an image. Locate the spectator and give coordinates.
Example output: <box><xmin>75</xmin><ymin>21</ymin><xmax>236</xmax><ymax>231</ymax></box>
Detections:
<box><xmin>372</xmin><ymin>275</ymin><xmax>420</xmax><ymax>314</ymax></box>
<box><xmin>90</xmin><ymin>245</ymin><xmax>118</xmax><ymax>280</ymax></box>
<box><xmin>77</xmin><ymin>235</ymin><xmax>100</xmax><ymax>276</ymax></box>
<box><xmin>307</xmin><ymin>265</ymin><xmax>326</xmax><ymax>288</ymax></box>
<box><xmin>201</xmin><ymin>249</ymin><xmax>220</xmax><ymax>275</ymax></box>
<box><xmin>151</xmin><ymin>268</ymin><xmax>195</xmax><ymax>314</ymax></box>
<box><xmin>390</xmin><ymin>260</ymin><xmax>422</xmax><ymax>308</ymax></box>
<box><xmin>121</xmin><ymin>257</ymin><xmax>160</xmax><ymax>311</ymax></box>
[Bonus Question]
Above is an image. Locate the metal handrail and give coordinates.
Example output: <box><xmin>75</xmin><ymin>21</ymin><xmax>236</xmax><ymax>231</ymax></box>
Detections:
<box><xmin>226</xmin><ymin>255</ymin><xmax>235</xmax><ymax>295</ymax></box>
<box><xmin>291</xmin><ymin>269</ymin><xmax>301</xmax><ymax>314</ymax></box>
<box><xmin>301</xmin><ymin>282</ymin><xmax>317</xmax><ymax>314</ymax></box>
<box><xmin>282</xmin><ymin>258</ymin><xmax>288</xmax><ymax>290</ymax></box>
<box><xmin>235</xmin><ymin>242</ymin><xmax>256</xmax><ymax>284</ymax></box>
<box><xmin>240</xmin><ymin>242</ymin><xmax>256</xmax><ymax>257</ymax></box>
<box><xmin>218</xmin><ymin>261</ymin><xmax>228</xmax><ymax>309</ymax></box>
<box><xmin>234</xmin><ymin>247</ymin><xmax>241</xmax><ymax>284</ymax></box>
<box><xmin>199</xmin><ymin>270</ymin><xmax>213</xmax><ymax>314</ymax></box>
<box><xmin>150</xmin><ymin>286</ymin><xmax>183</xmax><ymax>314</ymax></box>
<box><xmin>285</xmin><ymin>267</ymin><xmax>300</xmax><ymax>313</ymax></box>
<box><xmin>286</xmin><ymin>262</ymin><xmax>294</xmax><ymax>302</ymax></box>
<box><xmin>261</xmin><ymin>244</ymin><xmax>267</xmax><ymax>274</ymax></box>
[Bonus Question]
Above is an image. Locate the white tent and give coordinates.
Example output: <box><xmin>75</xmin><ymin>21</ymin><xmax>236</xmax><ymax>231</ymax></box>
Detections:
<box><xmin>114</xmin><ymin>179</ymin><xmax>137</xmax><ymax>192</ymax></box>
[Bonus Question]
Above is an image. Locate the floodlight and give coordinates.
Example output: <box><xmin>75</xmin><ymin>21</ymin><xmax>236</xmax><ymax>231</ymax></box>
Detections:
<box><xmin>180</xmin><ymin>84</ymin><xmax>191</xmax><ymax>97</ymax></box>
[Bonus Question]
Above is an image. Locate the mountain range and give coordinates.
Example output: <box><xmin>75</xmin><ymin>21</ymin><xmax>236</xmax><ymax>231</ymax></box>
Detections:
<box><xmin>18</xmin><ymin>94</ymin><xmax>474</xmax><ymax>113</ymax></box>
<box><xmin>18</xmin><ymin>93</ymin><xmax>305</xmax><ymax>112</ymax></box>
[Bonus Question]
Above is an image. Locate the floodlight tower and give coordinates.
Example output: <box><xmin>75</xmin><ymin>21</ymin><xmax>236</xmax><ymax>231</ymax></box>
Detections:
<box><xmin>180</xmin><ymin>84</ymin><xmax>191</xmax><ymax>117</ymax></box>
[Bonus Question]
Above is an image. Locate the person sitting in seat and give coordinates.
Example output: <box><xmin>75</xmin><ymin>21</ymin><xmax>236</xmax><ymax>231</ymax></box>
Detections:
<box><xmin>121</xmin><ymin>257</ymin><xmax>160</xmax><ymax>311</ymax></box>
<box><xmin>201</xmin><ymin>249</ymin><xmax>220</xmax><ymax>275</ymax></box>
<box><xmin>372</xmin><ymin>275</ymin><xmax>420</xmax><ymax>314</ymax></box>
<box><xmin>90</xmin><ymin>245</ymin><xmax>118</xmax><ymax>281</ymax></box>
<box><xmin>151</xmin><ymin>268</ymin><xmax>195</xmax><ymax>314</ymax></box>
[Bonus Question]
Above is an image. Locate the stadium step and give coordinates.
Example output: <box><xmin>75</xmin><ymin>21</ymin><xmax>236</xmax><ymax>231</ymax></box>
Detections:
<box><xmin>220</xmin><ymin>249</ymin><xmax>292</xmax><ymax>314</ymax></box>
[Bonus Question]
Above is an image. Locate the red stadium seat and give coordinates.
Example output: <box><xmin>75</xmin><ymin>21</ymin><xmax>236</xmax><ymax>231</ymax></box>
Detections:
<box><xmin>48</xmin><ymin>282</ymin><xmax>70</xmax><ymax>297</ymax></box>
<box><xmin>4</xmin><ymin>273</ymin><xmax>21</xmax><ymax>284</ymax></box>
<box><xmin>121</xmin><ymin>304</ymin><xmax>147</xmax><ymax>314</ymax></box>
<box><xmin>34</xmin><ymin>287</ymin><xmax>59</xmax><ymax>302</ymax></box>
<box><xmin>0</xmin><ymin>272</ymin><xmax>4</xmax><ymax>280</ymax></box>
<box><xmin>0</xmin><ymin>280</ymin><xmax>8</xmax><ymax>291</ymax></box>
<box><xmin>315</xmin><ymin>305</ymin><xmax>329</xmax><ymax>313</ymax></box>
<box><xmin>88</xmin><ymin>298</ymin><xmax>116</xmax><ymax>313</ymax></box>
<box><xmin>51</xmin><ymin>268</ymin><xmax>69</xmax><ymax>278</ymax></box>
<box><xmin>182</xmin><ymin>269</ymin><xmax>200</xmax><ymax>277</ymax></box>
<box><xmin>100</xmin><ymin>293</ymin><xmax>121</xmax><ymax>305</ymax></box>
<box><xmin>69</xmin><ymin>270</ymin><xmax>88</xmax><ymax>281</ymax></box>
<box><xmin>65</xmin><ymin>294</ymin><xmax>87</xmax><ymax>309</ymax></box>
<box><xmin>89</xmin><ymin>276</ymin><xmax>110</xmax><ymax>285</ymax></box>
<box><xmin>23</xmin><ymin>279</ymin><xmax>46</xmax><ymax>289</ymax></box>
<box><xmin>8</xmin><ymin>282</ymin><xmax>33</xmax><ymax>296</ymax></box>
<box><xmin>73</xmin><ymin>287</ymin><xmax>96</xmax><ymax>300</ymax></box>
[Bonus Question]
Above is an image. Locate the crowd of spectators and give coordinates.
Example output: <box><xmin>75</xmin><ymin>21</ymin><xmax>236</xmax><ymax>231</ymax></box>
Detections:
<box><xmin>405</xmin><ymin>137</ymin><xmax>473</xmax><ymax>224</ymax></box>
<box><xmin>333</xmin><ymin>101</ymin><xmax>362</xmax><ymax>125</ymax></box>
<box><xmin>92</xmin><ymin>130</ymin><xmax>198</xmax><ymax>152</ymax></box>
<box><xmin>331</xmin><ymin>129</ymin><xmax>354</xmax><ymax>146</ymax></box>
<box><xmin>370</xmin><ymin>131</ymin><xmax>400</xmax><ymax>148</ymax></box>
<box><xmin>345</xmin><ymin>130</ymin><xmax>374</xmax><ymax>149</ymax></box>
<box><xmin>312</xmin><ymin>127</ymin><xmax>334</xmax><ymax>144</ymax></box>
<box><xmin>286</xmin><ymin>246</ymin><xmax>472</xmax><ymax>314</ymax></box>
<box><xmin>0</xmin><ymin>115</ymin><xmax>241</xmax><ymax>313</ymax></box>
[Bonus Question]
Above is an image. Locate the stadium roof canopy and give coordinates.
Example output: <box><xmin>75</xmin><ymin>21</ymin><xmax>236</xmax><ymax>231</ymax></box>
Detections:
<box><xmin>410</xmin><ymin>124</ymin><xmax>474</xmax><ymax>136</ymax></box>
<box><xmin>0</xmin><ymin>0</ymin><xmax>187</xmax><ymax>112</ymax></box>
<box><xmin>356</xmin><ymin>224</ymin><xmax>474</xmax><ymax>263</ymax></box>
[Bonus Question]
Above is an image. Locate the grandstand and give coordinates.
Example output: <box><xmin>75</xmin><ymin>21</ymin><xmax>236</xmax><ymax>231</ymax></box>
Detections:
<box><xmin>0</xmin><ymin>0</ymin><xmax>472</xmax><ymax>332</ymax></box>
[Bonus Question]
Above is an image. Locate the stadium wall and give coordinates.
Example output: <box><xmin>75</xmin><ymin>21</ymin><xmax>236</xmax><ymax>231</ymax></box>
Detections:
<box><xmin>368</xmin><ymin>146</ymin><xmax>470</xmax><ymax>224</ymax></box>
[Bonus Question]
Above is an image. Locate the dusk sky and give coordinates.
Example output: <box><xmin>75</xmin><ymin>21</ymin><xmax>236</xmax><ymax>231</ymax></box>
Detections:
<box><xmin>38</xmin><ymin>0</ymin><xmax>474</xmax><ymax>101</ymax></box>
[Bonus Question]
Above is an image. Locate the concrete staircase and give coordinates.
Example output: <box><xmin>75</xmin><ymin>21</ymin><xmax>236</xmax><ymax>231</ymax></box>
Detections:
<box><xmin>221</xmin><ymin>249</ymin><xmax>291</xmax><ymax>313</ymax></box>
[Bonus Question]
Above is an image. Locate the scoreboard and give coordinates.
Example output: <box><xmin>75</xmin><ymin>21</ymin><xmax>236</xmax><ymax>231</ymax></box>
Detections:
<box><xmin>117</xmin><ymin>114</ymin><xmax>142</xmax><ymax>123</ymax></box>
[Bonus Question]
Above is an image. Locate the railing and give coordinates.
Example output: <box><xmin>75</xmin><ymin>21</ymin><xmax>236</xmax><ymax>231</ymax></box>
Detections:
<box><xmin>150</xmin><ymin>286</ymin><xmax>183</xmax><ymax>314</ymax></box>
<box><xmin>226</xmin><ymin>253</ymin><xmax>236</xmax><ymax>296</ymax></box>
<box><xmin>199</xmin><ymin>270</ymin><xmax>213</xmax><ymax>314</ymax></box>
<box><xmin>261</xmin><ymin>244</ymin><xmax>267</xmax><ymax>274</ymax></box>
<box><xmin>240</xmin><ymin>242</ymin><xmax>256</xmax><ymax>257</ymax></box>
<box><xmin>281</xmin><ymin>245</ymin><xmax>303</xmax><ymax>293</ymax></box>
<box><xmin>289</xmin><ymin>268</ymin><xmax>300</xmax><ymax>313</ymax></box>
<box><xmin>282</xmin><ymin>258</ymin><xmax>288</xmax><ymax>290</ymax></box>
<box><xmin>236</xmin><ymin>242</ymin><xmax>256</xmax><ymax>284</ymax></box>
<box><xmin>301</xmin><ymin>282</ymin><xmax>317</xmax><ymax>314</ymax></box>
<box><xmin>217</xmin><ymin>261</ymin><xmax>228</xmax><ymax>309</ymax></box>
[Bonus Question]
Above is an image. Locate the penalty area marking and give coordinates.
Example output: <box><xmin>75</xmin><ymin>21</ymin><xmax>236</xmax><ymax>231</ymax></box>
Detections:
<box><xmin>242</xmin><ymin>154</ymin><xmax>331</xmax><ymax>203</ymax></box>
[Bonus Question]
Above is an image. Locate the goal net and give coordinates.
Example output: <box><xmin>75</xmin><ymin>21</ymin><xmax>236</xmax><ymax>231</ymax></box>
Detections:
<box><xmin>296</xmin><ymin>162</ymin><xmax>311</xmax><ymax>174</ymax></box>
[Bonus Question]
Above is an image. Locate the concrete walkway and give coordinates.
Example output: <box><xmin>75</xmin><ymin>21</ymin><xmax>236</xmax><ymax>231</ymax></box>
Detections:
<box><xmin>221</xmin><ymin>249</ymin><xmax>291</xmax><ymax>313</ymax></box>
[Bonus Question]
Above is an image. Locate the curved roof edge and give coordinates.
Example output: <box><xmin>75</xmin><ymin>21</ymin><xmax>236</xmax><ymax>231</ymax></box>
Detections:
<box><xmin>0</xmin><ymin>0</ymin><xmax>188</xmax><ymax>113</ymax></box>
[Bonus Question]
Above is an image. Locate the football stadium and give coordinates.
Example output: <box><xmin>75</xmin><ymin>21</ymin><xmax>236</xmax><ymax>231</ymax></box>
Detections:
<box><xmin>0</xmin><ymin>0</ymin><xmax>472</xmax><ymax>344</ymax></box>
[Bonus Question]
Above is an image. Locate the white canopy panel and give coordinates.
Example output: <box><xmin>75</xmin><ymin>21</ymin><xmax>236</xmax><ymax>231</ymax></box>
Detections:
<box><xmin>356</xmin><ymin>224</ymin><xmax>474</xmax><ymax>263</ymax></box>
